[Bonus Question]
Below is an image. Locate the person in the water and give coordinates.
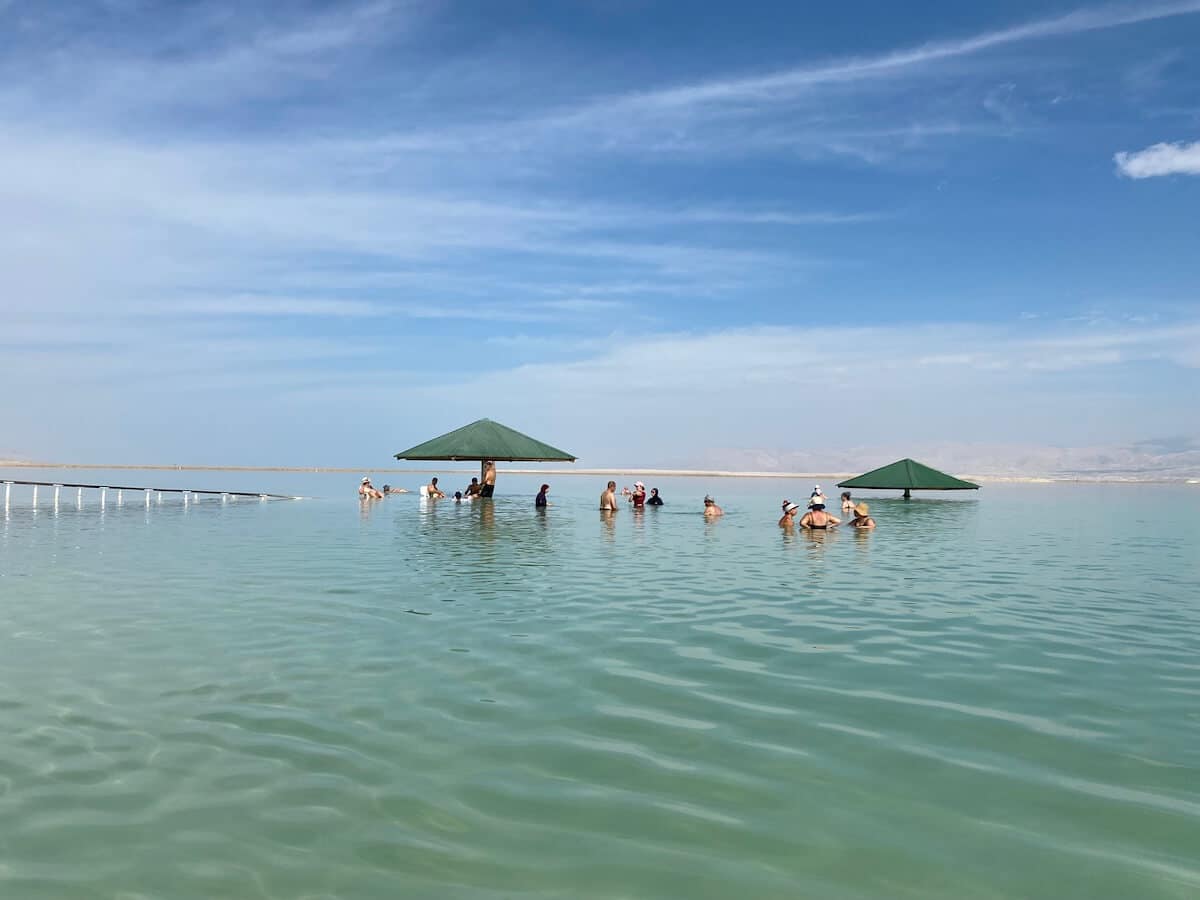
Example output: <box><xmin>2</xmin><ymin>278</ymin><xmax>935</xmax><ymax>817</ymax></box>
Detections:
<box><xmin>358</xmin><ymin>477</ymin><xmax>383</xmax><ymax>499</ymax></box>
<box><xmin>848</xmin><ymin>502</ymin><xmax>876</xmax><ymax>529</ymax></box>
<box><xmin>799</xmin><ymin>499</ymin><xmax>839</xmax><ymax>529</ymax></box>
<box><xmin>631</xmin><ymin>482</ymin><xmax>646</xmax><ymax>508</ymax></box>
<box><xmin>600</xmin><ymin>481</ymin><xmax>619</xmax><ymax>511</ymax></box>
<box><xmin>646</xmin><ymin>488</ymin><xmax>663</xmax><ymax>506</ymax></box>
<box><xmin>703</xmin><ymin>495</ymin><xmax>723</xmax><ymax>517</ymax></box>
<box><xmin>840</xmin><ymin>491</ymin><xmax>855</xmax><ymax>511</ymax></box>
<box><xmin>779</xmin><ymin>501</ymin><xmax>800</xmax><ymax>527</ymax></box>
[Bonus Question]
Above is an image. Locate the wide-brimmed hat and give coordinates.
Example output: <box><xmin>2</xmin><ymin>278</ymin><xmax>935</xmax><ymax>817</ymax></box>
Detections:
<box><xmin>809</xmin><ymin>499</ymin><xmax>826</xmax><ymax>509</ymax></box>
<box><xmin>854</xmin><ymin>502</ymin><xmax>870</xmax><ymax>516</ymax></box>
<box><xmin>784</xmin><ymin>502</ymin><xmax>800</xmax><ymax>514</ymax></box>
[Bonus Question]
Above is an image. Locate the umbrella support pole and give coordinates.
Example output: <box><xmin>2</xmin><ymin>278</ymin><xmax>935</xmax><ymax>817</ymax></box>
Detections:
<box><xmin>903</xmin><ymin>489</ymin><xmax>911</xmax><ymax>500</ymax></box>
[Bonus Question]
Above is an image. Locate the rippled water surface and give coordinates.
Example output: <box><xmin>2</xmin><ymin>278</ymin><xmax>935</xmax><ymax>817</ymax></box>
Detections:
<box><xmin>2</xmin><ymin>471</ymin><xmax>1199</xmax><ymax>899</ymax></box>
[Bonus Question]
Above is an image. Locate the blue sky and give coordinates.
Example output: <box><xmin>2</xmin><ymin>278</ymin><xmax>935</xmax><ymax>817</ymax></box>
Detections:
<box><xmin>1</xmin><ymin>0</ymin><xmax>1198</xmax><ymax>472</ymax></box>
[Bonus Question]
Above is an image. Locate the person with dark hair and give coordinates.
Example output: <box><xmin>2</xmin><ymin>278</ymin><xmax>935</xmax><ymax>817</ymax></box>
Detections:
<box><xmin>646</xmin><ymin>488</ymin><xmax>663</xmax><ymax>506</ymax></box>
<box><xmin>536</xmin><ymin>484</ymin><xmax>550</xmax><ymax>508</ymax></box>
<box><xmin>427</xmin><ymin>477</ymin><xmax>446</xmax><ymax>499</ymax></box>
<box><xmin>480</xmin><ymin>461</ymin><xmax>496</xmax><ymax>497</ymax></box>
<box><xmin>600</xmin><ymin>481</ymin><xmax>618</xmax><ymax>511</ymax></box>
<box><xmin>465</xmin><ymin>477</ymin><xmax>482</xmax><ymax>498</ymax></box>
<box><xmin>841</xmin><ymin>491</ymin><xmax>855</xmax><ymax>511</ymax></box>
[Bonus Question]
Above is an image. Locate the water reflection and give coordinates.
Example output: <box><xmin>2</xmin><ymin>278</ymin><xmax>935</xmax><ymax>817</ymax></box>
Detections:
<box><xmin>600</xmin><ymin>510</ymin><xmax>617</xmax><ymax>542</ymax></box>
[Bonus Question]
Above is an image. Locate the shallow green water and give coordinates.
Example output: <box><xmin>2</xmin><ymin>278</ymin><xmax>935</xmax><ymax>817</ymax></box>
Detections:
<box><xmin>2</xmin><ymin>472</ymin><xmax>1198</xmax><ymax>899</ymax></box>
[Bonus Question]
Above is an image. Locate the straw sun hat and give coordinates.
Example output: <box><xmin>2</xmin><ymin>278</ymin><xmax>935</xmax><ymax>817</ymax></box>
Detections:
<box><xmin>853</xmin><ymin>502</ymin><xmax>870</xmax><ymax>516</ymax></box>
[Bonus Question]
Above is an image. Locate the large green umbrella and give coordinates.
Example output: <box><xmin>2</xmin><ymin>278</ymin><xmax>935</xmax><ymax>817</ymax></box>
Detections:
<box><xmin>837</xmin><ymin>458</ymin><xmax>979</xmax><ymax>500</ymax></box>
<box><xmin>394</xmin><ymin>418</ymin><xmax>576</xmax><ymax>492</ymax></box>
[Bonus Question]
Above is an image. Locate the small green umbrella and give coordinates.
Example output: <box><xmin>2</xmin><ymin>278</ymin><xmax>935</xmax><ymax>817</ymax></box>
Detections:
<box><xmin>838</xmin><ymin>458</ymin><xmax>979</xmax><ymax>500</ymax></box>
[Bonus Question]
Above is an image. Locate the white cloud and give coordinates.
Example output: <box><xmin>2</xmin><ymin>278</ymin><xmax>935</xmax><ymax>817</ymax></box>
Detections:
<box><xmin>1114</xmin><ymin>140</ymin><xmax>1200</xmax><ymax>177</ymax></box>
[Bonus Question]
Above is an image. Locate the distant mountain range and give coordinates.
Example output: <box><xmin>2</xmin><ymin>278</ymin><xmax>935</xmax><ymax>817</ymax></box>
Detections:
<box><xmin>4</xmin><ymin>436</ymin><xmax>1200</xmax><ymax>482</ymax></box>
<box><xmin>683</xmin><ymin>436</ymin><xmax>1200</xmax><ymax>482</ymax></box>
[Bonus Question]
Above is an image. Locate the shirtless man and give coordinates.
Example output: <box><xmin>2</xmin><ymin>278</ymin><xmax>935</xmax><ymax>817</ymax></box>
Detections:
<box><xmin>481</xmin><ymin>461</ymin><xmax>496</xmax><ymax>498</ymax></box>
<box><xmin>465</xmin><ymin>477</ymin><xmax>482</xmax><ymax>498</ymax></box>
<box><xmin>359</xmin><ymin>477</ymin><xmax>383</xmax><ymax>500</ymax></box>
<box><xmin>427</xmin><ymin>477</ymin><xmax>446</xmax><ymax>499</ymax></box>
<box><xmin>703</xmin><ymin>495</ymin><xmax>723</xmax><ymax>517</ymax></box>
<box><xmin>600</xmin><ymin>481</ymin><xmax>619</xmax><ymax>510</ymax></box>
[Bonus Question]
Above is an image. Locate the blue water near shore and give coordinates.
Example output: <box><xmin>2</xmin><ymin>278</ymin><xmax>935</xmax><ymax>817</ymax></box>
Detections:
<box><xmin>2</xmin><ymin>469</ymin><xmax>1199</xmax><ymax>899</ymax></box>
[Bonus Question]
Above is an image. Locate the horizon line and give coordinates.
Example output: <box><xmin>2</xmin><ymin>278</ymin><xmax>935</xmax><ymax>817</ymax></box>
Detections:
<box><xmin>2</xmin><ymin>461</ymin><xmax>1197</xmax><ymax>485</ymax></box>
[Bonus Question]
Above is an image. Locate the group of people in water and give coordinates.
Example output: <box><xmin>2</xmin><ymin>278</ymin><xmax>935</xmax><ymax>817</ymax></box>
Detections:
<box><xmin>778</xmin><ymin>486</ymin><xmax>876</xmax><ymax>529</ymax></box>
<box><xmin>360</xmin><ymin>473</ymin><xmax>876</xmax><ymax>529</ymax></box>
<box><xmin>599</xmin><ymin>481</ymin><xmax>666</xmax><ymax>511</ymax></box>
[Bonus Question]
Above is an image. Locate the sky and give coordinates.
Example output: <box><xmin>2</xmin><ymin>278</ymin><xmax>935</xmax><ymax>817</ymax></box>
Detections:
<box><xmin>1</xmin><ymin>0</ymin><xmax>1198</xmax><ymax>474</ymax></box>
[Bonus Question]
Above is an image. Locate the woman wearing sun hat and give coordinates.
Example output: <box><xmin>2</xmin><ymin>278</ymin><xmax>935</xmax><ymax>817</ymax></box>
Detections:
<box><xmin>799</xmin><ymin>497</ymin><xmax>840</xmax><ymax>529</ymax></box>
<box><xmin>848</xmin><ymin>502</ymin><xmax>875</xmax><ymax>529</ymax></box>
<box><xmin>779</xmin><ymin>501</ymin><xmax>800</xmax><ymax>527</ymax></box>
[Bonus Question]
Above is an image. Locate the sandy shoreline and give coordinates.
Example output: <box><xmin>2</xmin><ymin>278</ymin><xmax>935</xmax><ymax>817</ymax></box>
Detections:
<box><xmin>2</xmin><ymin>461</ymin><xmax>1197</xmax><ymax>485</ymax></box>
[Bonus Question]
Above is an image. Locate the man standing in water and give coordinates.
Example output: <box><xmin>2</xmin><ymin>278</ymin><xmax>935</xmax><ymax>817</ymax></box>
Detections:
<box><xmin>481</xmin><ymin>461</ymin><xmax>496</xmax><ymax>498</ymax></box>
<box><xmin>703</xmin><ymin>495</ymin><xmax>723</xmax><ymax>517</ymax></box>
<box><xmin>600</xmin><ymin>481</ymin><xmax>619</xmax><ymax>510</ymax></box>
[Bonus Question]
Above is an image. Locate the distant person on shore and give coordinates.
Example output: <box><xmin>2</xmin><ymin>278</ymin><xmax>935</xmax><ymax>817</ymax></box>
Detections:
<box><xmin>647</xmin><ymin>488</ymin><xmax>663</xmax><ymax>506</ymax></box>
<box><xmin>703</xmin><ymin>495</ymin><xmax>723</xmax><ymax>517</ymax></box>
<box><xmin>799</xmin><ymin>499</ymin><xmax>839</xmax><ymax>529</ymax></box>
<box><xmin>779</xmin><ymin>501</ymin><xmax>800</xmax><ymax>527</ymax></box>
<box><xmin>465</xmin><ymin>477</ymin><xmax>482</xmax><ymax>498</ymax></box>
<box><xmin>536</xmin><ymin>484</ymin><xmax>550</xmax><ymax>508</ymax></box>
<box><xmin>841</xmin><ymin>491</ymin><xmax>854</xmax><ymax>511</ymax></box>
<box><xmin>600</xmin><ymin>481</ymin><xmax>619</xmax><ymax>510</ymax></box>
<box><xmin>359</xmin><ymin>477</ymin><xmax>383</xmax><ymax>499</ymax></box>
<box><xmin>631</xmin><ymin>481</ymin><xmax>646</xmax><ymax>508</ymax></box>
<box><xmin>848</xmin><ymin>502</ymin><xmax>876</xmax><ymax>529</ymax></box>
<box><xmin>427</xmin><ymin>477</ymin><xmax>446</xmax><ymax>499</ymax></box>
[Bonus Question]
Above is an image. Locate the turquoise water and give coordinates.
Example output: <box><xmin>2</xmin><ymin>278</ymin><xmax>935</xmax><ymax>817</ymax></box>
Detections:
<box><xmin>2</xmin><ymin>470</ymin><xmax>1198</xmax><ymax>899</ymax></box>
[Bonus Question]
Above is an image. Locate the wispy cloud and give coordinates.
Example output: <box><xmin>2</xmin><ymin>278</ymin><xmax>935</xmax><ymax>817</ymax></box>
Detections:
<box><xmin>1114</xmin><ymin>139</ymin><xmax>1200</xmax><ymax>177</ymax></box>
<box><xmin>489</xmin><ymin>1</ymin><xmax>1200</xmax><ymax>160</ymax></box>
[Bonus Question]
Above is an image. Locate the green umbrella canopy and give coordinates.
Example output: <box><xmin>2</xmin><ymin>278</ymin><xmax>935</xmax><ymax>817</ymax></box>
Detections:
<box><xmin>394</xmin><ymin>419</ymin><xmax>576</xmax><ymax>463</ymax></box>
<box><xmin>837</xmin><ymin>458</ymin><xmax>979</xmax><ymax>492</ymax></box>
